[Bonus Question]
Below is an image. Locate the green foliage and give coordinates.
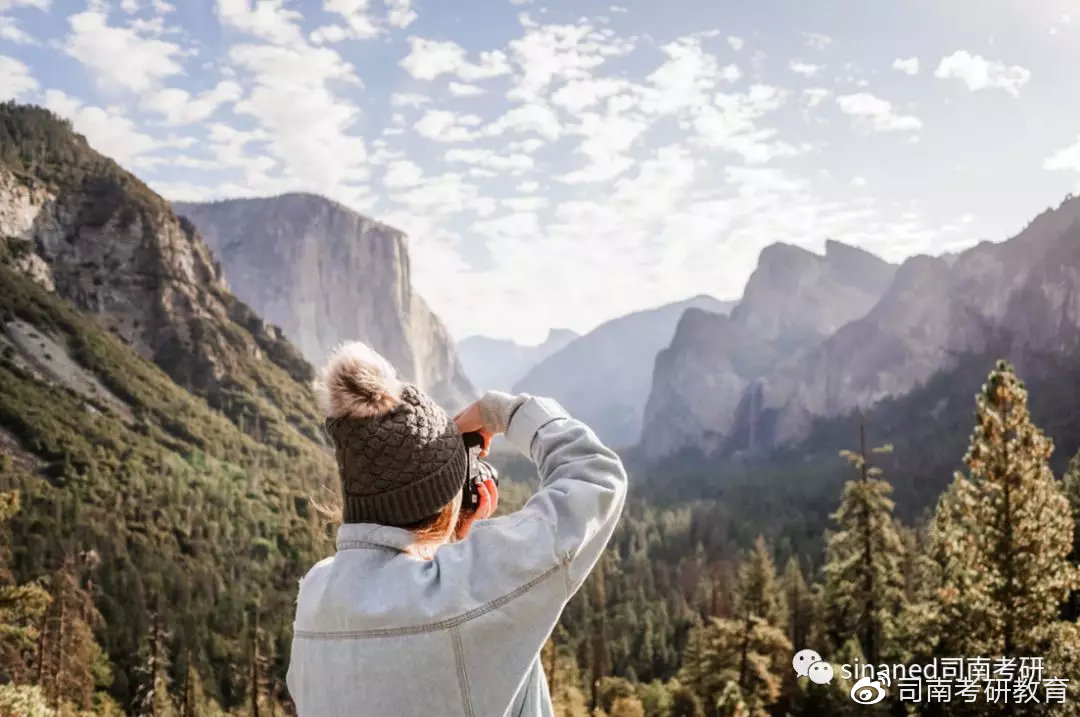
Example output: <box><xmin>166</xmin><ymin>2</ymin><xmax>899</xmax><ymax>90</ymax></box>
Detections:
<box><xmin>0</xmin><ymin>267</ymin><xmax>335</xmax><ymax>711</ymax></box>
<box><xmin>0</xmin><ymin>683</ymin><xmax>56</xmax><ymax>717</ymax></box>
<box><xmin>822</xmin><ymin>431</ymin><xmax>905</xmax><ymax>664</ymax></box>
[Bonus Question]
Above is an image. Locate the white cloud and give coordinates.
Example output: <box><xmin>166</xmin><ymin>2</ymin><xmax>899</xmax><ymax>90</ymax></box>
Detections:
<box><xmin>506</xmin><ymin>20</ymin><xmax>635</xmax><ymax>102</ymax></box>
<box><xmin>324</xmin><ymin>0</ymin><xmax>378</xmax><ymax>39</ymax></box>
<box><xmin>802</xmin><ymin>87</ymin><xmax>829</xmax><ymax>108</ymax></box>
<box><xmin>0</xmin><ymin>0</ymin><xmax>50</xmax><ymax>9</ymax></box>
<box><xmin>216</xmin><ymin>0</ymin><xmax>305</xmax><ymax>46</ymax></box>
<box><xmin>445</xmin><ymin>148</ymin><xmax>533</xmax><ymax>173</ymax></box>
<box><xmin>226</xmin><ymin>41</ymin><xmax>370</xmax><ymax>199</ymax></box>
<box><xmin>310</xmin><ymin>24</ymin><xmax>350</xmax><ymax>44</ymax></box>
<box><xmin>803</xmin><ymin>32</ymin><xmax>831</xmax><ymax>50</ymax></box>
<box><xmin>0</xmin><ymin>55</ymin><xmax>37</xmax><ymax>100</ymax></box>
<box><xmin>383</xmin><ymin>159</ymin><xmax>423</xmax><ymax>188</ymax></box>
<box><xmin>64</xmin><ymin>8</ymin><xmax>185</xmax><ymax>92</ymax></box>
<box><xmin>448</xmin><ymin>81</ymin><xmax>485</xmax><ymax>97</ymax></box>
<box><xmin>1045</xmin><ymin>135</ymin><xmax>1080</xmax><ymax>172</ymax></box>
<box><xmin>694</xmin><ymin>85</ymin><xmax>797</xmax><ymax>162</ymax></box>
<box><xmin>550</xmin><ymin>76</ymin><xmax>634</xmax><ymax>113</ymax></box>
<box><xmin>391</xmin><ymin>92</ymin><xmax>430</xmax><ymax>108</ymax></box>
<box><xmin>0</xmin><ymin>16</ymin><xmax>35</xmax><ymax>44</ymax></box>
<box><xmin>789</xmin><ymin>60</ymin><xmax>822</xmax><ymax>77</ymax></box>
<box><xmin>153</xmin><ymin>0</ymin><xmax>176</xmax><ymax>12</ymax></box>
<box><xmin>386</xmin><ymin>0</ymin><xmax>417</xmax><ymax>28</ymax></box>
<box><xmin>645</xmin><ymin>37</ymin><xmax>723</xmax><ymax>114</ymax></box>
<box><xmin>485</xmin><ymin>103</ymin><xmax>562</xmax><ymax>140</ymax></box>
<box><xmin>893</xmin><ymin>57</ymin><xmax>919</xmax><ymax>75</ymax></box>
<box><xmin>401</xmin><ymin>37</ymin><xmax>510</xmax><ymax>81</ymax></box>
<box><xmin>727</xmin><ymin>35</ymin><xmax>744</xmax><ymax>51</ymax></box>
<box><xmin>609</xmin><ymin>4</ymin><xmax>627</xmax><ymax>12</ymax></box>
<box><xmin>141</xmin><ymin>81</ymin><xmax>243</xmax><ymax>125</ymax></box>
<box><xmin>414</xmin><ymin>109</ymin><xmax>483</xmax><ymax>142</ymax></box>
<box><xmin>935</xmin><ymin>51</ymin><xmax>1031</xmax><ymax>96</ymax></box>
<box><xmin>851</xmin><ymin>175</ymin><xmax>868</xmax><ymax>187</ymax></box>
<box><xmin>516</xmin><ymin>180</ymin><xmax>540</xmax><ymax>192</ymax></box>
<box><xmin>42</xmin><ymin>89</ymin><xmax>190</xmax><ymax>169</ymax></box>
<box><xmin>836</xmin><ymin>92</ymin><xmax>922</xmax><ymax>133</ymax></box>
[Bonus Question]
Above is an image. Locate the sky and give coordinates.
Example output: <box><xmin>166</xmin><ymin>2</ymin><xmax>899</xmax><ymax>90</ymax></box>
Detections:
<box><xmin>2</xmin><ymin>0</ymin><xmax>1080</xmax><ymax>345</ymax></box>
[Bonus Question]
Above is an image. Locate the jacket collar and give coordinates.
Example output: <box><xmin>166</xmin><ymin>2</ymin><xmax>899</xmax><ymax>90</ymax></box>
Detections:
<box><xmin>336</xmin><ymin>522</ymin><xmax>415</xmax><ymax>552</ymax></box>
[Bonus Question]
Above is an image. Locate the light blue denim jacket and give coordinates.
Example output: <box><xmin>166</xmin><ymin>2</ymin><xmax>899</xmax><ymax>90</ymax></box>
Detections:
<box><xmin>286</xmin><ymin>396</ymin><xmax>627</xmax><ymax>716</ymax></box>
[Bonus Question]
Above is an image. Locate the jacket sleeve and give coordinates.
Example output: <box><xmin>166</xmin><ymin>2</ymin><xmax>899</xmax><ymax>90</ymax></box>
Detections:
<box><xmin>499</xmin><ymin>396</ymin><xmax>628</xmax><ymax>595</ymax></box>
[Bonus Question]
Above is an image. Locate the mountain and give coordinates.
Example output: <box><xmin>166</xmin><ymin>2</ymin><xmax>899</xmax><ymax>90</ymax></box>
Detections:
<box><xmin>739</xmin><ymin>195</ymin><xmax>1080</xmax><ymax>453</ymax></box>
<box><xmin>172</xmin><ymin>196</ymin><xmax>474</xmax><ymax>410</ymax></box>
<box><xmin>457</xmin><ymin>328</ymin><xmax>578</xmax><ymax>392</ymax></box>
<box><xmin>642</xmin><ymin>240</ymin><xmax>897</xmax><ymax>459</ymax></box>
<box><xmin>0</xmin><ymin>103</ymin><xmax>331</xmax><ymax>710</ymax></box>
<box><xmin>513</xmin><ymin>295</ymin><xmax>735</xmax><ymax>447</ymax></box>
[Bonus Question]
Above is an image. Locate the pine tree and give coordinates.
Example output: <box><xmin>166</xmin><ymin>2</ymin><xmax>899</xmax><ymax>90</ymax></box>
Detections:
<box><xmin>781</xmin><ymin>557</ymin><xmax>813</xmax><ymax>651</ymax></box>
<box><xmin>678</xmin><ymin>540</ymin><xmax>790</xmax><ymax>717</ymax></box>
<box><xmin>0</xmin><ymin>491</ymin><xmax>50</xmax><ymax>684</ymax></box>
<box><xmin>132</xmin><ymin>611</ymin><xmax>174</xmax><ymax>717</ymax></box>
<box><xmin>588</xmin><ymin>564</ymin><xmax>610</xmax><ymax>713</ymax></box>
<box><xmin>928</xmin><ymin>361</ymin><xmax>1077</xmax><ymax>657</ymax></box>
<box><xmin>1063</xmin><ymin>450</ymin><xmax>1080</xmax><ymax>619</ymax></box>
<box><xmin>822</xmin><ymin>419</ymin><xmax>905</xmax><ymax>664</ymax></box>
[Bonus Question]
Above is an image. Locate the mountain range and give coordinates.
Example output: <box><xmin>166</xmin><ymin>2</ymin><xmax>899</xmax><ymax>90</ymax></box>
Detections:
<box><xmin>457</xmin><ymin>328</ymin><xmax>578</xmax><ymax>393</ymax></box>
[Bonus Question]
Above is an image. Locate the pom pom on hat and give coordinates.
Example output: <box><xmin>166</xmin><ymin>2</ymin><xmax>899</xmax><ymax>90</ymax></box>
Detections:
<box><xmin>315</xmin><ymin>341</ymin><xmax>403</xmax><ymax>420</ymax></box>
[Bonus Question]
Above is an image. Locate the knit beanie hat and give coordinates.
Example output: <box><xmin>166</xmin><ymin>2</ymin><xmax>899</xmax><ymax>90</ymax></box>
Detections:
<box><xmin>315</xmin><ymin>341</ymin><xmax>468</xmax><ymax>526</ymax></box>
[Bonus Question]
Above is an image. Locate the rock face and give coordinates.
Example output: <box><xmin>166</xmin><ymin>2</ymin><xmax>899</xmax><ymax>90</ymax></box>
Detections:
<box><xmin>173</xmin><ymin>196</ymin><xmax>474</xmax><ymax>410</ymax></box>
<box><xmin>0</xmin><ymin>103</ymin><xmax>323</xmax><ymax>445</ymax></box>
<box><xmin>642</xmin><ymin>241</ymin><xmax>897</xmax><ymax>459</ymax></box>
<box><xmin>642</xmin><ymin>195</ymin><xmax>1080</xmax><ymax>461</ymax></box>
<box><xmin>458</xmin><ymin>328</ymin><xmax>578</xmax><ymax>392</ymax></box>
<box><xmin>514</xmin><ymin>295</ymin><xmax>735</xmax><ymax>447</ymax></box>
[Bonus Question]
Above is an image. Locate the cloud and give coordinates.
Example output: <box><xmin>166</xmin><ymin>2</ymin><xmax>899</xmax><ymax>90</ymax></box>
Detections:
<box><xmin>802</xmin><ymin>32</ymin><xmax>831</xmax><ymax>50</ymax></box>
<box><xmin>851</xmin><ymin>175</ymin><xmax>868</xmax><ymax>187</ymax></box>
<box><xmin>386</xmin><ymin>0</ymin><xmax>417</xmax><ymax>28</ymax></box>
<box><xmin>448</xmin><ymin>81</ymin><xmax>485</xmax><ymax>97</ymax></box>
<box><xmin>893</xmin><ymin>57</ymin><xmax>919</xmax><ymax>75</ymax></box>
<box><xmin>550</xmin><ymin>76</ymin><xmax>634</xmax><ymax>113</ymax></box>
<box><xmin>935</xmin><ymin>51</ymin><xmax>1030</xmax><ymax>96</ymax></box>
<box><xmin>390</xmin><ymin>92</ymin><xmax>429</xmax><ymax>108</ymax></box>
<box><xmin>789</xmin><ymin>60</ymin><xmax>822</xmax><ymax>77</ymax></box>
<box><xmin>485</xmin><ymin>103</ymin><xmax>562</xmax><ymax>140</ymax></box>
<box><xmin>802</xmin><ymin>87</ymin><xmax>830</xmax><ymax>108</ymax></box>
<box><xmin>0</xmin><ymin>55</ymin><xmax>37</xmax><ymax>100</ymax></box>
<box><xmin>836</xmin><ymin>92</ymin><xmax>922</xmax><ymax>132</ymax></box>
<box><xmin>324</xmin><ymin>0</ymin><xmax>378</xmax><ymax>39</ymax></box>
<box><xmin>42</xmin><ymin>89</ymin><xmax>190</xmax><ymax>169</ymax></box>
<box><xmin>141</xmin><ymin>81</ymin><xmax>242</xmax><ymax>125</ymax></box>
<box><xmin>1045</xmin><ymin>135</ymin><xmax>1080</xmax><ymax>172</ymax></box>
<box><xmin>645</xmin><ymin>37</ymin><xmax>723</xmax><ymax>114</ymax></box>
<box><xmin>694</xmin><ymin>85</ymin><xmax>798</xmax><ymax>162</ymax></box>
<box><xmin>727</xmin><ymin>35</ymin><xmax>743</xmax><ymax>51</ymax></box>
<box><xmin>400</xmin><ymin>37</ymin><xmax>510</xmax><ymax>81</ymax></box>
<box><xmin>0</xmin><ymin>0</ymin><xmax>50</xmax><ymax>9</ymax></box>
<box><xmin>216</xmin><ymin>0</ymin><xmax>305</xmax><ymax>46</ymax></box>
<box><xmin>226</xmin><ymin>40</ymin><xmax>370</xmax><ymax>199</ymax></box>
<box><xmin>383</xmin><ymin>158</ymin><xmax>423</xmax><ymax>188</ymax></box>
<box><xmin>0</xmin><ymin>16</ymin><xmax>35</xmax><ymax>44</ymax></box>
<box><xmin>445</xmin><ymin>148</ymin><xmax>533</xmax><ymax>173</ymax></box>
<box><xmin>414</xmin><ymin>109</ymin><xmax>483</xmax><ymax>142</ymax></box>
<box><xmin>64</xmin><ymin>7</ymin><xmax>185</xmax><ymax>92</ymax></box>
<box><xmin>506</xmin><ymin>20</ymin><xmax>635</xmax><ymax>102</ymax></box>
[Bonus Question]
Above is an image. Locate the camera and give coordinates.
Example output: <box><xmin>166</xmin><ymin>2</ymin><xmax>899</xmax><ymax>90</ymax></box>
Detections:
<box><xmin>461</xmin><ymin>431</ymin><xmax>499</xmax><ymax>512</ymax></box>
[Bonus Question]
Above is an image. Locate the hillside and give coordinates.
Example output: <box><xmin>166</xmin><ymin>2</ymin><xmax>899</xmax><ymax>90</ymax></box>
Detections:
<box><xmin>0</xmin><ymin>102</ymin><xmax>335</xmax><ymax>712</ymax></box>
<box><xmin>173</xmin><ymin>195</ymin><xmax>474</xmax><ymax>410</ymax></box>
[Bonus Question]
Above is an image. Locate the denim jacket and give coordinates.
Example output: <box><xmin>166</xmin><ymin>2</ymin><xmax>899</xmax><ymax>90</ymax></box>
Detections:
<box><xmin>286</xmin><ymin>396</ymin><xmax>628</xmax><ymax>716</ymax></box>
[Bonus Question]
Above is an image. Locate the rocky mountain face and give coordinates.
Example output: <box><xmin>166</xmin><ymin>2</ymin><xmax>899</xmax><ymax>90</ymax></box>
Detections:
<box><xmin>641</xmin><ymin>240</ymin><xmax>897</xmax><ymax>459</ymax></box>
<box><xmin>173</xmin><ymin>196</ymin><xmax>474</xmax><ymax>410</ymax></box>
<box><xmin>643</xmin><ymin>196</ymin><xmax>1080</xmax><ymax>461</ymax></box>
<box><xmin>0</xmin><ymin>104</ymin><xmax>322</xmax><ymax>447</ymax></box>
<box><xmin>458</xmin><ymin>328</ymin><xmax>578</xmax><ymax>392</ymax></box>
<box><xmin>514</xmin><ymin>295</ymin><xmax>735</xmax><ymax>447</ymax></box>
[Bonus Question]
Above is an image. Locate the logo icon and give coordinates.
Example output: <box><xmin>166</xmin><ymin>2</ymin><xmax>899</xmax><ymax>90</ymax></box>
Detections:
<box><xmin>850</xmin><ymin>675</ymin><xmax>888</xmax><ymax>705</ymax></box>
<box><xmin>792</xmin><ymin>648</ymin><xmax>833</xmax><ymax>684</ymax></box>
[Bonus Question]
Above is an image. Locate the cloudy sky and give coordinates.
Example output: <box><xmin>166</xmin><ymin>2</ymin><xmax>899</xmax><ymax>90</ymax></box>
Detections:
<box><xmin>3</xmin><ymin>0</ymin><xmax>1080</xmax><ymax>343</ymax></box>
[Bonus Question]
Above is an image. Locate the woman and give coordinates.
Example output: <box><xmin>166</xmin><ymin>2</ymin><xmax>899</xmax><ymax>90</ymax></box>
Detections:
<box><xmin>286</xmin><ymin>341</ymin><xmax>627</xmax><ymax>716</ymax></box>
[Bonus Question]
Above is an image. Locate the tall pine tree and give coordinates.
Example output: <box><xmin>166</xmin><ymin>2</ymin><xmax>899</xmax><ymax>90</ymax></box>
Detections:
<box><xmin>927</xmin><ymin>361</ymin><xmax>1077</xmax><ymax>657</ymax></box>
<box><xmin>822</xmin><ymin>420</ymin><xmax>905</xmax><ymax>664</ymax></box>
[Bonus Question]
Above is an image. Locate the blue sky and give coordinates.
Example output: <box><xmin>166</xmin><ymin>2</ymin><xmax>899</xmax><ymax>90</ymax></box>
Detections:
<box><xmin>2</xmin><ymin>0</ymin><xmax>1079</xmax><ymax>343</ymax></box>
